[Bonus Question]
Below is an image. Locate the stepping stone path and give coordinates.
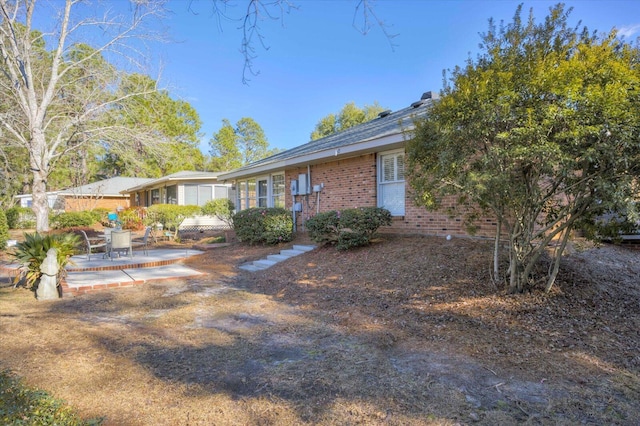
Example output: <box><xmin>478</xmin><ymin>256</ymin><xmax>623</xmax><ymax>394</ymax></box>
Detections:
<box><xmin>239</xmin><ymin>245</ymin><xmax>316</xmax><ymax>272</ymax></box>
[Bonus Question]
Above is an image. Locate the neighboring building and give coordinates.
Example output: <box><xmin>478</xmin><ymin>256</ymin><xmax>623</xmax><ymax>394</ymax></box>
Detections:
<box><xmin>122</xmin><ymin>171</ymin><xmax>233</xmax><ymax>231</ymax></box>
<box><xmin>218</xmin><ymin>91</ymin><xmax>498</xmax><ymax>238</ymax></box>
<box><xmin>15</xmin><ymin>177</ymin><xmax>154</xmax><ymax>212</ymax></box>
<box><xmin>122</xmin><ymin>171</ymin><xmax>232</xmax><ymax>207</ymax></box>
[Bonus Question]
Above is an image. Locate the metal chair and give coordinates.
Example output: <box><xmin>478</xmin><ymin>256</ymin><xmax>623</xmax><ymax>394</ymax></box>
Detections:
<box><xmin>108</xmin><ymin>230</ymin><xmax>132</xmax><ymax>260</ymax></box>
<box><xmin>80</xmin><ymin>230</ymin><xmax>107</xmax><ymax>260</ymax></box>
<box><xmin>131</xmin><ymin>226</ymin><xmax>151</xmax><ymax>256</ymax></box>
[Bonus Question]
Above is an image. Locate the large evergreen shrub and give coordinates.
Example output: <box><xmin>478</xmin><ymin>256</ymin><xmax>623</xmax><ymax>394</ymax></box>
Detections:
<box><xmin>233</xmin><ymin>207</ymin><xmax>293</xmax><ymax>245</ymax></box>
<box><xmin>306</xmin><ymin>210</ymin><xmax>340</xmax><ymax>244</ymax></box>
<box><xmin>306</xmin><ymin>207</ymin><xmax>392</xmax><ymax>250</ymax></box>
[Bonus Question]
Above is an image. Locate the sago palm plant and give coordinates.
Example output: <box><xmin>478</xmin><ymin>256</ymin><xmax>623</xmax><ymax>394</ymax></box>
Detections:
<box><xmin>11</xmin><ymin>232</ymin><xmax>80</xmax><ymax>291</ymax></box>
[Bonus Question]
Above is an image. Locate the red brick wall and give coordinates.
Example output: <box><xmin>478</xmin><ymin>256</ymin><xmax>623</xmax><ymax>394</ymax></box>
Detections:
<box><xmin>64</xmin><ymin>197</ymin><xmax>129</xmax><ymax>212</ymax></box>
<box><xmin>284</xmin><ymin>153</ymin><xmax>497</xmax><ymax>238</ymax></box>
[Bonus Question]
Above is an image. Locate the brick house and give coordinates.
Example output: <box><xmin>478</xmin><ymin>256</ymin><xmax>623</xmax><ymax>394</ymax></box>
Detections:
<box><xmin>15</xmin><ymin>177</ymin><xmax>154</xmax><ymax>212</ymax></box>
<box><xmin>218</xmin><ymin>92</ymin><xmax>498</xmax><ymax>238</ymax></box>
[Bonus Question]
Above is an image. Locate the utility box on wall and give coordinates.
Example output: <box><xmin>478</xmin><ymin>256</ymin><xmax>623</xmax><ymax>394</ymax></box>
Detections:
<box><xmin>298</xmin><ymin>174</ymin><xmax>308</xmax><ymax>195</ymax></box>
<box><xmin>290</xmin><ymin>179</ymin><xmax>298</xmax><ymax>195</ymax></box>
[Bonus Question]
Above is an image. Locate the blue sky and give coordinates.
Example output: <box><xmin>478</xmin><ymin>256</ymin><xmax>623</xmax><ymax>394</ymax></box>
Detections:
<box><xmin>154</xmin><ymin>0</ymin><xmax>640</xmax><ymax>154</ymax></box>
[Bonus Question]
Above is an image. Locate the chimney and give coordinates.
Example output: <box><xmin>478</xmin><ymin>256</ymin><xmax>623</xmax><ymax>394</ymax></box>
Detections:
<box><xmin>421</xmin><ymin>91</ymin><xmax>439</xmax><ymax>100</ymax></box>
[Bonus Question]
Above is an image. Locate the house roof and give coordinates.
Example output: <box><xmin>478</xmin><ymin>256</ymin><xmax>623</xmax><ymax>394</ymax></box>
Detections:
<box><xmin>218</xmin><ymin>91</ymin><xmax>437</xmax><ymax>181</ymax></box>
<box><xmin>14</xmin><ymin>177</ymin><xmax>154</xmax><ymax>200</ymax></box>
<box><xmin>121</xmin><ymin>171</ymin><xmax>226</xmax><ymax>194</ymax></box>
<box><xmin>57</xmin><ymin>177</ymin><xmax>154</xmax><ymax>197</ymax></box>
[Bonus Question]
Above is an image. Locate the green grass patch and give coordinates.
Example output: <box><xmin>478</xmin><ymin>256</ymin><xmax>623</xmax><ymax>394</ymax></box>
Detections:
<box><xmin>0</xmin><ymin>369</ymin><xmax>102</xmax><ymax>425</ymax></box>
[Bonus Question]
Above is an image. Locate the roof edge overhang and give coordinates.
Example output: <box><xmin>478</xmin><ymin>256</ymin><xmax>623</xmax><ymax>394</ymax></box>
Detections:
<box><xmin>218</xmin><ymin>131</ymin><xmax>410</xmax><ymax>181</ymax></box>
<box><xmin>121</xmin><ymin>175</ymin><xmax>222</xmax><ymax>194</ymax></box>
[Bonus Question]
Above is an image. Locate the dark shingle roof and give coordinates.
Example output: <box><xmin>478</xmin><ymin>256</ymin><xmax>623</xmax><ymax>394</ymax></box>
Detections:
<box><xmin>219</xmin><ymin>94</ymin><xmax>435</xmax><ymax>178</ymax></box>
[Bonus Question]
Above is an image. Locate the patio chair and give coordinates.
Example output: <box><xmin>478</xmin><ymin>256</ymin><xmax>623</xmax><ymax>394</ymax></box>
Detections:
<box><xmin>131</xmin><ymin>226</ymin><xmax>151</xmax><ymax>256</ymax></box>
<box><xmin>80</xmin><ymin>230</ymin><xmax>107</xmax><ymax>261</ymax></box>
<box><xmin>108</xmin><ymin>230</ymin><xmax>132</xmax><ymax>260</ymax></box>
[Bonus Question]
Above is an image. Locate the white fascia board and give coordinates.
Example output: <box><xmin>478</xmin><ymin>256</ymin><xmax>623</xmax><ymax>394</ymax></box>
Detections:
<box><xmin>218</xmin><ymin>131</ymin><xmax>409</xmax><ymax>181</ymax></box>
<box><xmin>120</xmin><ymin>176</ymin><xmax>220</xmax><ymax>194</ymax></box>
<box><xmin>218</xmin><ymin>160</ymin><xmax>288</xmax><ymax>181</ymax></box>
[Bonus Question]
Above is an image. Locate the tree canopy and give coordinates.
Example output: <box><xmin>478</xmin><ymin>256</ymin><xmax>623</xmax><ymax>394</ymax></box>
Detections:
<box><xmin>209</xmin><ymin>117</ymin><xmax>278</xmax><ymax>171</ymax></box>
<box><xmin>0</xmin><ymin>0</ymin><xmax>204</xmax><ymax>231</ymax></box>
<box><xmin>310</xmin><ymin>102</ymin><xmax>386</xmax><ymax>140</ymax></box>
<box><xmin>407</xmin><ymin>4</ymin><xmax>640</xmax><ymax>293</ymax></box>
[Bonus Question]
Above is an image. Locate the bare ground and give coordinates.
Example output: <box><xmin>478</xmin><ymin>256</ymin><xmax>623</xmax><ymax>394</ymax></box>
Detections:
<box><xmin>0</xmin><ymin>233</ymin><xmax>639</xmax><ymax>425</ymax></box>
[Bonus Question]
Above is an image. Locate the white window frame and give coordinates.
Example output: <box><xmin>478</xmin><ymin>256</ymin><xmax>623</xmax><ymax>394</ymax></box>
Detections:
<box><xmin>271</xmin><ymin>173</ymin><xmax>285</xmax><ymax>208</ymax></box>
<box><xmin>257</xmin><ymin>178</ymin><xmax>268</xmax><ymax>207</ymax></box>
<box><xmin>236</xmin><ymin>174</ymin><xmax>285</xmax><ymax>211</ymax></box>
<box><xmin>377</xmin><ymin>149</ymin><xmax>405</xmax><ymax>216</ymax></box>
<box><xmin>184</xmin><ymin>184</ymin><xmax>213</xmax><ymax>206</ymax></box>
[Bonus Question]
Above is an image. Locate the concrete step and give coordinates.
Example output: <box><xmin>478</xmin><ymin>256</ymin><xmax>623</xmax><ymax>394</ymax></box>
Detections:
<box><xmin>239</xmin><ymin>263</ymin><xmax>264</xmax><ymax>272</ymax></box>
<box><xmin>280</xmin><ymin>249</ymin><xmax>305</xmax><ymax>257</ymax></box>
<box><xmin>253</xmin><ymin>259</ymin><xmax>278</xmax><ymax>269</ymax></box>
<box><xmin>238</xmin><ymin>245</ymin><xmax>316</xmax><ymax>273</ymax></box>
<box><xmin>267</xmin><ymin>254</ymin><xmax>293</xmax><ymax>262</ymax></box>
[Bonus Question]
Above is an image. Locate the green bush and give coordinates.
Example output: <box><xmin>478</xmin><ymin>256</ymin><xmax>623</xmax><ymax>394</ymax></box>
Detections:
<box><xmin>201</xmin><ymin>199</ymin><xmax>235</xmax><ymax>227</ymax></box>
<box><xmin>306</xmin><ymin>207</ymin><xmax>392</xmax><ymax>250</ymax></box>
<box><xmin>146</xmin><ymin>204</ymin><xmax>202</xmax><ymax>236</ymax></box>
<box><xmin>90</xmin><ymin>208</ymin><xmax>111</xmax><ymax>225</ymax></box>
<box><xmin>50</xmin><ymin>211</ymin><xmax>96</xmax><ymax>229</ymax></box>
<box><xmin>6</xmin><ymin>206</ymin><xmax>36</xmax><ymax>229</ymax></box>
<box><xmin>0</xmin><ymin>369</ymin><xmax>97</xmax><ymax>425</ymax></box>
<box><xmin>5</xmin><ymin>207</ymin><xmax>20</xmax><ymax>229</ymax></box>
<box><xmin>306</xmin><ymin>210</ymin><xmax>340</xmax><ymax>244</ymax></box>
<box><xmin>0</xmin><ymin>209</ymin><xmax>8</xmax><ymax>250</ymax></box>
<box><xmin>11</xmin><ymin>232</ymin><xmax>80</xmax><ymax>291</ymax></box>
<box><xmin>233</xmin><ymin>207</ymin><xmax>293</xmax><ymax>245</ymax></box>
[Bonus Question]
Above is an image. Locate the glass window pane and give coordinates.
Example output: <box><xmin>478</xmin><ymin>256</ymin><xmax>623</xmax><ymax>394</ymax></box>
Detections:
<box><xmin>247</xmin><ymin>179</ymin><xmax>256</xmax><ymax>208</ymax></box>
<box><xmin>257</xmin><ymin>180</ymin><xmax>267</xmax><ymax>207</ymax></box>
<box><xmin>272</xmin><ymin>174</ymin><xmax>284</xmax><ymax>208</ymax></box>
<box><xmin>214</xmin><ymin>186</ymin><xmax>228</xmax><ymax>199</ymax></box>
<box><xmin>380</xmin><ymin>182</ymin><xmax>404</xmax><ymax>216</ymax></box>
<box><xmin>199</xmin><ymin>186</ymin><xmax>212</xmax><ymax>206</ymax></box>
<box><xmin>238</xmin><ymin>181</ymin><xmax>246</xmax><ymax>210</ymax></box>
<box><xmin>166</xmin><ymin>185</ymin><xmax>177</xmax><ymax>204</ymax></box>
<box><xmin>379</xmin><ymin>152</ymin><xmax>405</xmax><ymax>215</ymax></box>
<box><xmin>184</xmin><ymin>185</ymin><xmax>198</xmax><ymax>205</ymax></box>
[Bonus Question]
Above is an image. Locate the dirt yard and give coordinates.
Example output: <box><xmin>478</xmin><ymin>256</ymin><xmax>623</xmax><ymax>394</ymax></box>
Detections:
<box><xmin>0</xmin><ymin>233</ymin><xmax>639</xmax><ymax>425</ymax></box>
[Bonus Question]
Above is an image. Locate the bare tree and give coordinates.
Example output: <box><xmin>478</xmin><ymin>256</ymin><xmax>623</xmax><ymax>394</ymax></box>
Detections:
<box><xmin>0</xmin><ymin>0</ymin><xmax>167</xmax><ymax>231</ymax></box>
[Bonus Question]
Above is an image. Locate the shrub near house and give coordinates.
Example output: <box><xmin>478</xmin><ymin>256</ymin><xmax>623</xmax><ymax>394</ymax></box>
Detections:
<box><xmin>307</xmin><ymin>207</ymin><xmax>391</xmax><ymax>250</ymax></box>
<box><xmin>233</xmin><ymin>207</ymin><xmax>293</xmax><ymax>245</ymax></box>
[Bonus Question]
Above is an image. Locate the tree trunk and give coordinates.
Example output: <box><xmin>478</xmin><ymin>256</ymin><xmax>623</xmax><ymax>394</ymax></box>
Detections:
<box><xmin>493</xmin><ymin>219</ymin><xmax>502</xmax><ymax>284</ymax></box>
<box><xmin>545</xmin><ymin>229</ymin><xmax>571</xmax><ymax>293</ymax></box>
<box><xmin>30</xmin><ymin>131</ymin><xmax>50</xmax><ymax>232</ymax></box>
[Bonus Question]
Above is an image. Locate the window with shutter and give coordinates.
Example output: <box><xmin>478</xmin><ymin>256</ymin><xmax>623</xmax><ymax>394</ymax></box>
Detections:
<box><xmin>378</xmin><ymin>150</ymin><xmax>405</xmax><ymax>216</ymax></box>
